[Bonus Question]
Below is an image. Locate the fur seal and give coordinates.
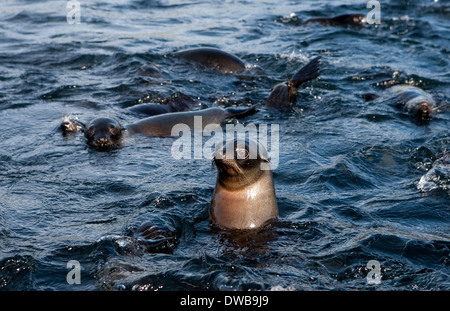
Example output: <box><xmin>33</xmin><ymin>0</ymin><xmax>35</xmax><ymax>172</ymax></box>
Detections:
<box><xmin>304</xmin><ymin>14</ymin><xmax>366</xmax><ymax>26</ymax></box>
<box><xmin>62</xmin><ymin>105</ymin><xmax>257</xmax><ymax>151</ymax></box>
<box><xmin>266</xmin><ymin>56</ymin><xmax>321</xmax><ymax>109</ymax></box>
<box><xmin>210</xmin><ymin>138</ymin><xmax>278</xmax><ymax>230</ymax></box>
<box><xmin>279</xmin><ymin>14</ymin><xmax>366</xmax><ymax>27</ymax></box>
<box><xmin>388</xmin><ymin>85</ymin><xmax>436</xmax><ymax>122</ymax></box>
<box><xmin>128</xmin><ymin>93</ymin><xmax>199</xmax><ymax>117</ymax></box>
<box><xmin>362</xmin><ymin>84</ymin><xmax>436</xmax><ymax>123</ymax></box>
<box><xmin>174</xmin><ymin>47</ymin><xmax>247</xmax><ymax>74</ymax></box>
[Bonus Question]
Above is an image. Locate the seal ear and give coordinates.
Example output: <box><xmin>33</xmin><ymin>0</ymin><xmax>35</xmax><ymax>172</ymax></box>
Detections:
<box><xmin>260</xmin><ymin>155</ymin><xmax>270</xmax><ymax>163</ymax></box>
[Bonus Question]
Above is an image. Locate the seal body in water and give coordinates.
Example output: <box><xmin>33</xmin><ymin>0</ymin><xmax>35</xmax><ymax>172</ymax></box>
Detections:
<box><xmin>128</xmin><ymin>93</ymin><xmax>199</xmax><ymax>117</ymax></box>
<box><xmin>174</xmin><ymin>47</ymin><xmax>247</xmax><ymax>74</ymax></box>
<box><xmin>362</xmin><ymin>85</ymin><xmax>436</xmax><ymax>123</ymax></box>
<box><xmin>279</xmin><ymin>14</ymin><xmax>366</xmax><ymax>26</ymax></box>
<box><xmin>62</xmin><ymin>106</ymin><xmax>257</xmax><ymax>151</ymax></box>
<box><xmin>266</xmin><ymin>56</ymin><xmax>321</xmax><ymax>109</ymax></box>
<box><xmin>303</xmin><ymin>14</ymin><xmax>366</xmax><ymax>26</ymax></box>
<box><xmin>210</xmin><ymin>138</ymin><xmax>278</xmax><ymax>230</ymax></box>
<box><xmin>388</xmin><ymin>85</ymin><xmax>436</xmax><ymax>122</ymax></box>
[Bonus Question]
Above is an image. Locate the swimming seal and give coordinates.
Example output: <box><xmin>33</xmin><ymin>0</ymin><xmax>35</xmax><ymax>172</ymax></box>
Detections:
<box><xmin>266</xmin><ymin>56</ymin><xmax>321</xmax><ymax>109</ymax></box>
<box><xmin>85</xmin><ymin>117</ymin><xmax>125</xmax><ymax>150</ymax></box>
<box><xmin>388</xmin><ymin>85</ymin><xmax>436</xmax><ymax>122</ymax></box>
<box><xmin>174</xmin><ymin>47</ymin><xmax>247</xmax><ymax>74</ymax></box>
<box><xmin>62</xmin><ymin>105</ymin><xmax>257</xmax><ymax>151</ymax></box>
<box><xmin>210</xmin><ymin>138</ymin><xmax>278</xmax><ymax>230</ymax></box>
<box><xmin>279</xmin><ymin>14</ymin><xmax>366</xmax><ymax>27</ymax></box>
<box><xmin>128</xmin><ymin>93</ymin><xmax>199</xmax><ymax>117</ymax></box>
<box><xmin>362</xmin><ymin>84</ymin><xmax>436</xmax><ymax>123</ymax></box>
<box><xmin>304</xmin><ymin>14</ymin><xmax>366</xmax><ymax>26</ymax></box>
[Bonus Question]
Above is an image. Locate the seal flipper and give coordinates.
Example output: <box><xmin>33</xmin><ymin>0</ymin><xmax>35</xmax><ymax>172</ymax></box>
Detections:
<box><xmin>266</xmin><ymin>57</ymin><xmax>320</xmax><ymax>109</ymax></box>
<box><xmin>290</xmin><ymin>56</ymin><xmax>321</xmax><ymax>89</ymax></box>
<box><xmin>224</xmin><ymin>105</ymin><xmax>258</xmax><ymax>119</ymax></box>
<box><xmin>129</xmin><ymin>94</ymin><xmax>198</xmax><ymax>117</ymax></box>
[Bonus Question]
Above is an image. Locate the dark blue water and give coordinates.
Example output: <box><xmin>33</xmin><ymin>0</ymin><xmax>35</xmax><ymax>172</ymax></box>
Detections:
<box><xmin>0</xmin><ymin>0</ymin><xmax>448</xmax><ymax>291</ymax></box>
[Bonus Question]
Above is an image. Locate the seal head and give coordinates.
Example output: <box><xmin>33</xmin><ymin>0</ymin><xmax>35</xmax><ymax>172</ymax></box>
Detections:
<box><xmin>85</xmin><ymin>117</ymin><xmax>124</xmax><ymax>151</ymax></box>
<box><xmin>389</xmin><ymin>85</ymin><xmax>436</xmax><ymax>124</ymax></box>
<box><xmin>211</xmin><ymin>138</ymin><xmax>278</xmax><ymax>230</ymax></box>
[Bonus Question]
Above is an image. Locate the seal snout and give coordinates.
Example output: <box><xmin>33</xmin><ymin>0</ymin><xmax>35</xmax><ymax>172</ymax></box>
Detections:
<box><xmin>414</xmin><ymin>102</ymin><xmax>433</xmax><ymax>123</ymax></box>
<box><xmin>214</xmin><ymin>157</ymin><xmax>244</xmax><ymax>175</ymax></box>
<box><xmin>213</xmin><ymin>138</ymin><xmax>260</xmax><ymax>175</ymax></box>
<box><xmin>93</xmin><ymin>137</ymin><xmax>113</xmax><ymax>148</ymax></box>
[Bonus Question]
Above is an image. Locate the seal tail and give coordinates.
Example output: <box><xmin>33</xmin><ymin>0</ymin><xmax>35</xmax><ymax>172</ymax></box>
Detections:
<box><xmin>225</xmin><ymin>105</ymin><xmax>258</xmax><ymax>119</ymax></box>
<box><xmin>290</xmin><ymin>56</ymin><xmax>321</xmax><ymax>89</ymax></box>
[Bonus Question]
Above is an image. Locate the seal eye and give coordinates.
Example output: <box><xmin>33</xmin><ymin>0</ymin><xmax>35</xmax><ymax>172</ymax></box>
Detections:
<box><xmin>87</xmin><ymin>127</ymin><xmax>95</xmax><ymax>139</ymax></box>
<box><xmin>236</xmin><ymin>148</ymin><xmax>249</xmax><ymax>160</ymax></box>
<box><xmin>109</xmin><ymin>126</ymin><xmax>119</xmax><ymax>137</ymax></box>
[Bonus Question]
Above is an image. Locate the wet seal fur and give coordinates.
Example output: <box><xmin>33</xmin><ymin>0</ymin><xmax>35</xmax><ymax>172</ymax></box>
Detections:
<box><xmin>174</xmin><ymin>47</ymin><xmax>247</xmax><ymax>74</ymax></box>
<box><xmin>362</xmin><ymin>84</ymin><xmax>436</xmax><ymax>124</ymax></box>
<box><xmin>303</xmin><ymin>14</ymin><xmax>366</xmax><ymax>26</ymax></box>
<box><xmin>61</xmin><ymin>104</ymin><xmax>257</xmax><ymax>151</ymax></box>
<box><xmin>278</xmin><ymin>14</ymin><xmax>366</xmax><ymax>27</ymax></box>
<box><xmin>210</xmin><ymin>138</ymin><xmax>278</xmax><ymax>230</ymax></box>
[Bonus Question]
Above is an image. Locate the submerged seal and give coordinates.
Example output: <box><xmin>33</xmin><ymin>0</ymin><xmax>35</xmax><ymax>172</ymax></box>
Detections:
<box><xmin>210</xmin><ymin>138</ymin><xmax>278</xmax><ymax>230</ymax></box>
<box><xmin>362</xmin><ymin>84</ymin><xmax>436</xmax><ymax>123</ymax></box>
<box><xmin>62</xmin><ymin>105</ymin><xmax>257</xmax><ymax>151</ymax></box>
<box><xmin>303</xmin><ymin>14</ymin><xmax>366</xmax><ymax>26</ymax></box>
<box><xmin>174</xmin><ymin>47</ymin><xmax>247</xmax><ymax>74</ymax></box>
<box><xmin>388</xmin><ymin>85</ymin><xmax>436</xmax><ymax>122</ymax></box>
<box><xmin>278</xmin><ymin>14</ymin><xmax>366</xmax><ymax>27</ymax></box>
<box><xmin>266</xmin><ymin>56</ymin><xmax>321</xmax><ymax>109</ymax></box>
<box><xmin>128</xmin><ymin>93</ymin><xmax>199</xmax><ymax>117</ymax></box>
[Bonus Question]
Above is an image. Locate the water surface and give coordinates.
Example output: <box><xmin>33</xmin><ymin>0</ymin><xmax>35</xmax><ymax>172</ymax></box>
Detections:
<box><xmin>0</xmin><ymin>0</ymin><xmax>449</xmax><ymax>290</ymax></box>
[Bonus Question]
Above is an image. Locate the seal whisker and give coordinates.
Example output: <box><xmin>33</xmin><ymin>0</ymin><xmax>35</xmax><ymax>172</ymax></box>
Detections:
<box><xmin>432</xmin><ymin>103</ymin><xmax>449</xmax><ymax>111</ymax></box>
